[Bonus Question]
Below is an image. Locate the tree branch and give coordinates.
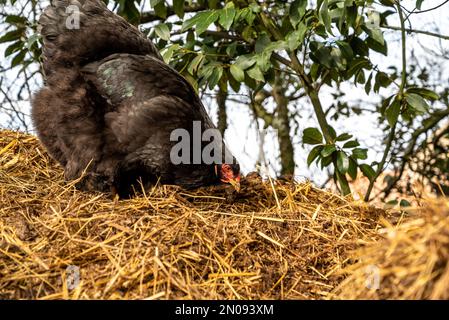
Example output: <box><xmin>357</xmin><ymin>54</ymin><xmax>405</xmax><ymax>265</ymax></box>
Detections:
<box><xmin>383</xmin><ymin>108</ymin><xmax>449</xmax><ymax>198</ymax></box>
<box><xmin>251</xmin><ymin>90</ymin><xmax>274</xmax><ymax>127</ymax></box>
<box><xmin>364</xmin><ymin>0</ymin><xmax>408</xmax><ymax>202</ymax></box>
<box><xmin>381</xmin><ymin>25</ymin><xmax>449</xmax><ymax>41</ymax></box>
<box><xmin>140</xmin><ymin>4</ymin><xmax>206</xmax><ymax>24</ymax></box>
<box><xmin>216</xmin><ymin>88</ymin><xmax>227</xmax><ymax>136</ymax></box>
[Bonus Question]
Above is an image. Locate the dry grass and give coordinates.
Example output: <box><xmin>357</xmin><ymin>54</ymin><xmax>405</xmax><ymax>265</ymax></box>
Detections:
<box><xmin>332</xmin><ymin>200</ymin><xmax>449</xmax><ymax>299</ymax></box>
<box><xmin>0</xmin><ymin>130</ymin><xmax>448</xmax><ymax>300</ymax></box>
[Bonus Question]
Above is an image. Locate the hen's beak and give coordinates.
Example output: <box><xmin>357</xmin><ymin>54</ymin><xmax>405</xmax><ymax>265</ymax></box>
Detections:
<box><xmin>229</xmin><ymin>178</ymin><xmax>241</xmax><ymax>192</ymax></box>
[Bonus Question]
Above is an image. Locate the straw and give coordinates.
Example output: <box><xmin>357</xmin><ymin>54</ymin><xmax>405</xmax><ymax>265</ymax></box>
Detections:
<box><xmin>1</xmin><ymin>130</ymin><xmax>445</xmax><ymax>300</ymax></box>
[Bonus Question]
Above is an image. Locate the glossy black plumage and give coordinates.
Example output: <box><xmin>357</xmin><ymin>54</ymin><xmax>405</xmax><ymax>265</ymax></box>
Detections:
<box><xmin>32</xmin><ymin>0</ymin><xmax>239</xmax><ymax>197</ymax></box>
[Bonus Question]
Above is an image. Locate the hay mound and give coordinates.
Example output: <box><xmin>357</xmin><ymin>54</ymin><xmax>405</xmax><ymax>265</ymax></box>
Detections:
<box><xmin>333</xmin><ymin>200</ymin><xmax>449</xmax><ymax>299</ymax></box>
<box><xmin>0</xmin><ymin>130</ymin><xmax>386</xmax><ymax>299</ymax></box>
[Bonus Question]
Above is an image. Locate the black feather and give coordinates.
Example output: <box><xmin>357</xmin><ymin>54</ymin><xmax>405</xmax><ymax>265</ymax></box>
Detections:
<box><xmin>32</xmin><ymin>0</ymin><xmax>239</xmax><ymax>197</ymax></box>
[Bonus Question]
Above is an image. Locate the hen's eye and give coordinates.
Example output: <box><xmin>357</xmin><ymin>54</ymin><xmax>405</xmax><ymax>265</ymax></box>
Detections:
<box><xmin>46</xmin><ymin>34</ymin><xmax>57</xmax><ymax>41</ymax></box>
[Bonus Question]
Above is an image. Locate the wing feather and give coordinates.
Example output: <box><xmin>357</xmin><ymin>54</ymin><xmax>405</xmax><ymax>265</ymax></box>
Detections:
<box><xmin>39</xmin><ymin>0</ymin><xmax>161</xmax><ymax>75</ymax></box>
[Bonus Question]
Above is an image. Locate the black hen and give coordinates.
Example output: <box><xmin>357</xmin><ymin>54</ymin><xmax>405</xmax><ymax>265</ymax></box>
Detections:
<box><xmin>32</xmin><ymin>0</ymin><xmax>240</xmax><ymax>197</ymax></box>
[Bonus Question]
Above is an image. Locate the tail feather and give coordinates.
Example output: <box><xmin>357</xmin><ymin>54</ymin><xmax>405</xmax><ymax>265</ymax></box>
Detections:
<box><xmin>39</xmin><ymin>0</ymin><xmax>161</xmax><ymax>74</ymax></box>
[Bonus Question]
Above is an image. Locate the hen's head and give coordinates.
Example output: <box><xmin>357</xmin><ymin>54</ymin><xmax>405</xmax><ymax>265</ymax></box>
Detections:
<box><xmin>216</xmin><ymin>163</ymin><xmax>241</xmax><ymax>192</ymax></box>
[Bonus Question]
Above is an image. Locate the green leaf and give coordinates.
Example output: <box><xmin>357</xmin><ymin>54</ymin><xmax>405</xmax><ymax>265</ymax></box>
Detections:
<box><xmin>303</xmin><ymin>127</ymin><xmax>323</xmax><ymax>145</ymax></box>
<box><xmin>385</xmin><ymin>199</ymin><xmax>399</xmax><ymax>208</ymax></box>
<box><xmin>405</xmin><ymin>93</ymin><xmax>430</xmax><ymax>113</ymax></box>
<box><xmin>0</xmin><ymin>29</ymin><xmax>22</xmax><ymax>44</ymax></box>
<box><xmin>337</xmin><ymin>151</ymin><xmax>350</xmax><ymax>174</ymax></box>
<box><xmin>25</xmin><ymin>33</ymin><xmax>39</xmax><ymax>50</ymax></box>
<box><xmin>348</xmin><ymin>157</ymin><xmax>358</xmax><ymax>180</ymax></box>
<box><xmin>343</xmin><ymin>140</ymin><xmax>360</xmax><ymax>148</ymax></box>
<box><xmin>319</xmin><ymin>0</ymin><xmax>333</xmax><ymax>35</ymax></box>
<box><xmin>154</xmin><ymin>2</ymin><xmax>168</xmax><ymax>19</ymax></box>
<box><xmin>385</xmin><ymin>98</ymin><xmax>401</xmax><ymax>127</ymax></box>
<box><xmin>311</xmin><ymin>47</ymin><xmax>333</xmax><ymax>69</ymax></box>
<box><xmin>230</xmin><ymin>64</ymin><xmax>245</xmax><ymax>82</ymax></box>
<box><xmin>182</xmin><ymin>13</ymin><xmax>203</xmax><ymax>31</ymax></box>
<box><xmin>255</xmin><ymin>52</ymin><xmax>271</xmax><ymax>72</ymax></box>
<box><xmin>246</xmin><ymin>66</ymin><xmax>264</xmax><ymax>82</ymax></box>
<box><xmin>379</xmin><ymin>0</ymin><xmax>395</xmax><ymax>6</ymax></box>
<box><xmin>237</xmin><ymin>7</ymin><xmax>256</xmax><ymax>25</ymax></box>
<box><xmin>328</xmin><ymin>125</ymin><xmax>337</xmax><ymax>140</ymax></box>
<box><xmin>381</xmin><ymin>94</ymin><xmax>395</xmax><ymax>114</ymax></box>
<box><xmin>219</xmin><ymin>2</ymin><xmax>236</xmax><ymax>30</ymax></box>
<box><xmin>310</xmin><ymin>63</ymin><xmax>320</xmax><ymax>81</ymax></box>
<box><xmin>321</xmin><ymin>154</ymin><xmax>333</xmax><ymax>169</ymax></box>
<box><xmin>118</xmin><ymin>0</ymin><xmax>141</xmax><ymax>23</ymax></box>
<box><xmin>335</xmin><ymin>169</ymin><xmax>351</xmax><ymax>196</ymax></box>
<box><xmin>307</xmin><ymin>145</ymin><xmax>324</xmax><ymax>166</ymax></box>
<box><xmin>248</xmin><ymin>3</ymin><xmax>261</xmax><ymax>13</ymax></box>
<box><xmin>263</xmin><ymin>40</ymin><xmax>289</xmax><ymax>53</ymax></box>
<box><xmin>366</xmin><ymin>37</ymin><xmax>388</xmax><ymax>55</ymax></box>
<box><xmin>375</xmin><ymin>71</ymin><xmax>392</xmax><ymax>89</ymax></box>
<box><xmin>207</xmin><ymin>66</ymin><xmax>223</xmax><ymax>90</ymax></box>
<box><xmin>160</xmin><ymin>44</ymin><xmax>179</xmax><ymax>64</ymax></box>
<box><xmin>255</xmin><ymin>34</ymin><xmax>271</xmax><ymax>54</ymax></box>
<box><xmin>5</xmin><ymin>15</ymin><xmax>27</xmax><ymax>25</ymax></box>
<box><xmin>198</xmin><ymin>63</ymin><xmax>215</xmax><ymax>80</ymax></box>
<box><xmin>235</xmin><ymin>55</ymin><xmax>256</xmax><ymax>70</ymax></box>
<box><xmin>336</xmin><ymin>41</ymin><xmax>354</xmax><ymax>60</ymax></box>
<box><xmin>345</xmin><ymin>3</ymin><xmax>358</xmax><ymax>28</ymax></box>
<box><xmin>150</xmin><ymin>0</ymin><xmax>163</xmax><ymax>7</ymax></box>
<box><xmin>228</xmin><ymin>74</ymin><xmax>241</xmax><ymax>93</ymax></box>
<box><xmin>400</xmin><ymin>199</ymin><xmax>411</xmax><ymax>207</ymax></box>
<box><xmin>187</xmin><ymin>53</ymin><xmax>204</xmax><ymax>74</ymax></box>
<box><xmin>364</xmin><ymin>16</ymin><xmax>384</xmax><ymax>45</ymax></box>
<box><xmin>321</xmin><ymin>144</ymin><xmax>336</xmax><ymax>158</ymax></box>
<box><xmin>360</xmin><ymin>164</ymin><xmax>376</xmax><ymax>181</ymax></box>
<box><xmin>154</xmin><ymin>23</ymin><xmax>170</xmax><ymax>41</ymax></box>
<box><xmin>11</xmin><ymin>49</ymin><xmax>26</xmax><ymax>68</ymax></box>
<box><xmin>226</xmin><ymin>42</ymin><xmax>237</xmax><ymax>57</ymax></box>
<box><xmin>185</xmin><ymin>30</ymin><xmax>195</xmax><ymax>49</ymax></box>
<box><xmin>242</xmin><ymin>25</ymin><xmax>256</xmax><ymax>42</ymax></box>
<box><xmin>286</xmin><ymin>26</ymin><xmax>307</xmax><ymax>51</ymax></box>
<box><xmin>365</xmin><ymin>72</ymin><xmax>373</xmax><ymax>94</ymax></box>
<box><xmin>290</xmin><ymin>0</ymin><xmax>307</xmax><ymax>27</ymax></box>
<box><xmin>336</xmin><ymin>133</ymin><xmax>352</xmax><ymax>142</ymax></box>
<box><xmin>173</xmin><ymin>0</ymin><xmax>185</xmax><ymax>18</ymax></box>
<box><xmin>195</xmin><ymin>11</ymin><xmax>220</xmax><ymax>35</ymax></box>
<box><xmin>350</xmin><ymin>37</ymin><xmax>369</xmax><ymax>57</ymax></box>
<box><xmin>356</xmin><ymin>70</ymin><xmax>366</xmax><ymax>84</ymax></box>
<box><xmin>416</xmin><ymin>0</ymin><xmax>424</xmax><ymax>10</ymax></box>
<box><xmin>406</xmin><ymin>87</ymin><xmax>439</xmax><ymax>101</ymax></box>
<box><xmin>182</xmin><ymin>72</ymin><xmax>199</xmax><ymax>93</ymax></box>
<box><xmin>352</xmin><ymin>148</ymin><xmax>368</xmax><ymax>160</ymax></box>
<box><xmin>4</xmin><ymin>40</ymin><xmax>22</xmax><ymax>57</ymax></box>
<box><xmin>330</xmin><ymin>47</ymin><xmax>345</xmax><ymax>70</ymax></box>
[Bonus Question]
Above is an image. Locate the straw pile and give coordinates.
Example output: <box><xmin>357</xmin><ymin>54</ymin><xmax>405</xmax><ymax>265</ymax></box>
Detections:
<box><xmin>332</xmin><ymin>200</ymin><xmax>449</xmax><ymax>299</ymax></box>
<box><xmin>1</xmin><ymin>130</ymin><xmax>448</xmax><ymax>300</ymax></box>
<box><xmin>0</xmin><ymin>130</ymin><xmax>385</xmax><ymax>299</ymax></box>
